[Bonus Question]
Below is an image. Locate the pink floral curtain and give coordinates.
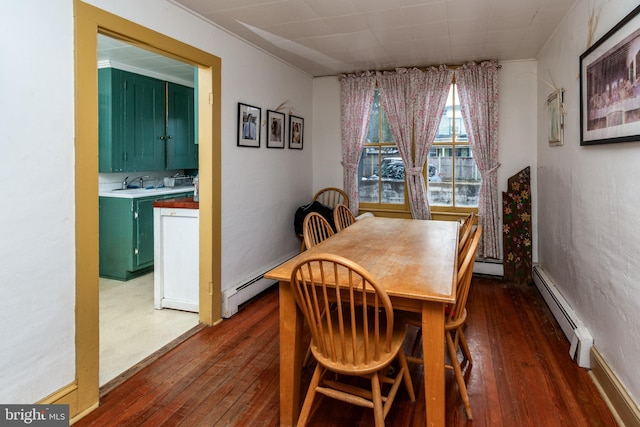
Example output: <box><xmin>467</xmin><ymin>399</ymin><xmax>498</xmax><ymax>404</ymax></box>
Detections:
<box><xmin>456</xmin><ymin>60</ymin><xmax>501</xmax><ymax>259</ymax></box>
<box><xmin>377</xmin><ymin>67</ymin><xmax>452</xmax><ymax>219</ymax></box>
<box><xmin>339</xmin><ymin>72</ymin><xmax>376</xmax><ymax>215</ymax></box>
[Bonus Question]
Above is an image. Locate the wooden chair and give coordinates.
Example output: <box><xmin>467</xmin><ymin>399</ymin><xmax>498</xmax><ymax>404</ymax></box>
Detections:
<box><xmin>301</xmin><ymin>212</ymin><xmax>338</xmax><ymax>366</ymax></box>
<box><xmin>297</xmin><ymin>188</ymin><xmax>347</xmax><ymax>252</ymax></box>
<box><xmin>401</xmin><ymin>225</ymin><xmax>482</xmax><ymax>421</ymax></box>
<box><xmin>407</xmin><ymin>214</ymin><xmax>476</xmax><ymax>358</ymax></box>
<box><xmin>302</xmin><ymin>212</ymin><xmax>335</xmax><ymax>249</ymax></box>
<box><xmin>457</xmin><ymin>212</ymin><xmax>475</xmax><ymax>266</ymax></box>
<box><xmin>313</xmin><ymin>187</ymin><xmax>348</xmax><ymax>209</ymax></box>
<box><xmin>290</xmin><ymin>254</ymin><xmax>416</xmax><ymax>427</ymax></box>
<box><xmin>333</xmin><ymin>203</ymin><xmax>356</xmax><ymax>232</ymax></box>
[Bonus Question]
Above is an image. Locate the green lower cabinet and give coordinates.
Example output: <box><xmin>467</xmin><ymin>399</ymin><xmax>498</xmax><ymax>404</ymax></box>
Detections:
<box><xmin>135</xmin><ymin>197</ymin><xmax>156</xmax><ymax>269</ymax></box>
<box><xmin>99</xmin><ymin>192</ymin><xmax>193</xmax><ymax>281</ymax></box>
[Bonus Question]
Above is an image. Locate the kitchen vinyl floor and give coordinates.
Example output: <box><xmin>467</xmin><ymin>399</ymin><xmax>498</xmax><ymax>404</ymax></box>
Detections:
<box><xmin>99</xmin><ymin>273</ymin><xmax>199</xmax><ymax>386</ymax></box>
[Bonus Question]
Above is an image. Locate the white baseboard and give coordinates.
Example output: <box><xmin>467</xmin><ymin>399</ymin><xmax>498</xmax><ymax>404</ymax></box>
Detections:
<box><xmin>473</xmin><ymin>260</ymin><xmax>503</xmax><ymax>276</ymax></box>
<box><xmin>590</xmin><ymin>346</ymin><xmax>640</xmax><ymax>427</ymax></box>
<box><xmin>222</xmin><ymin>276</ymin><xmax>276</xmax><ymax>318</ymax></box>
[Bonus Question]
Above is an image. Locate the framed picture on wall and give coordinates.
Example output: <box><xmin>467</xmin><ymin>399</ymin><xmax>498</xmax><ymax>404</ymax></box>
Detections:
<box><xmin>238</xmin><ymin>103</ymin><xmax>261</xmax><ymax>148</ymax></box>
<box><xmin>289</xmin><ymin>115</ymin><xmax>304</xmax><ymax>150</ymax></box>
<box><xmin>579</xmin><ymin>4</ymin><xmax>640</xmax><ymax>146</ymax></box>
<box><xmin>547</xmin><ymin>89</ymin><xmax>563</xmax><ymax>146</ymax></box>
<box><xmin>266</xmin><ymin>110</ymin><xmax>285</xmax><ymax>149</ymax></box>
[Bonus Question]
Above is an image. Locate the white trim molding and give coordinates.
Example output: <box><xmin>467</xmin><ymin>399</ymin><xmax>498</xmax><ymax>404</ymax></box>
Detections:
<box><xmin>590</xmin><ymin>346</ymin><xmax>640</xmax><ymax>427</ymax></box>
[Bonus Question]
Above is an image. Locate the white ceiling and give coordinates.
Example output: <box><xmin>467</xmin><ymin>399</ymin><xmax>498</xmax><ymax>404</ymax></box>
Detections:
<box><xmin>171</xmin><ymin>0</ymin><xmax>577</xmax><ymax>76</ymax></box>
<box><xmin>97</xmin><ymin>34</ymin><xmax>196</xmax><ymax>85</ymax></box>
<box><xmin>98</xmin><ymin>0</ymin><xmax>577</xmax><ymax>79</ymax></box>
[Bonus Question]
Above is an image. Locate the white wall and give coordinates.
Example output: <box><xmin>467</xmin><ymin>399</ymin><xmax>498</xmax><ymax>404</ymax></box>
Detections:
<box><xmin>1</xmin><ymin>0</ymin><xmax>313</xmax><ymax>403</ymax></box>
<box><xmin>498</xmin><ymin>60</ymin><xmax>540</xmax><ymax>261</ymax></box>
<box><xmin>312</xmin><ymin>77</ymin><xmax>344</xmax><ymax>193</ymax></box>
<box><xmin>0</xmin><ymin>1</ymin><xmax>76</xmax><ymax>403</ymax></box>
<box><xmin>311</xmin><ymin>61</ymin><xmax>539</xmax><ymax>261</ymax></box>
<box><xmin>537</xmin><ymin>0</ymin><xmax>640</xmax><ymax>404</ymax></box>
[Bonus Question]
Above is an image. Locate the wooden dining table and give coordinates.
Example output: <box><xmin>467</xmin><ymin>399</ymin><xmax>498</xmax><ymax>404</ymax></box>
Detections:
<box><xmin>264</xmin><ymin>216</ymin><xmax>459</xmax><ymax>427</ymax></box>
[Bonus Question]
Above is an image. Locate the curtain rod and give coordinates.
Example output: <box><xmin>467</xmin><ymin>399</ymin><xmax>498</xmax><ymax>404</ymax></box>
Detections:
<box><xmin>342</xmin><ymin>61</ymin><xmax>502</xmax><ymax>76</ymax></box>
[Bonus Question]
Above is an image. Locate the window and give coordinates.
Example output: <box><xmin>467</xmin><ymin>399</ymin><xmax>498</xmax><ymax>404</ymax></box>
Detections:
<box><xmin>358</xmin><ymin>89</ymin><xmax>407</xmax><ymax>210</ymax></box>
<box><xmin>357</xmin><ymin>84</ymin><xmax>480</xmax><ymax>215</ymax></box>
<box><xmin>429</xmin><ymin>84</ymin><xmax>481</xmax><ymax>209</ymax></box>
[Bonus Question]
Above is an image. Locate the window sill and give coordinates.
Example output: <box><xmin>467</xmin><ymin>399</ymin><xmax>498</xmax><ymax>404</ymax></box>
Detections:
<box><xmin>359</xmin><ymin>207</ymin><xmax>476</xmax><ymax>222</ymax></box>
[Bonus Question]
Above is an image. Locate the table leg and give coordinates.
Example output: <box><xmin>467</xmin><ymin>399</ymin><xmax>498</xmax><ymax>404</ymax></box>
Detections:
<box><xmin>419</xmin><ymin>301</ymin><xmax>445</xmax><ymax>427</ymax></box>
<box><xmin>279</xmin><ymin>280</ymin><xmax>304</xmax><ymax>426</ymax></box>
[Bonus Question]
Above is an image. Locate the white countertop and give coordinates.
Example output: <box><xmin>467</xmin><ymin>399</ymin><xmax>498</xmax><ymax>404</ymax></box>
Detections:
<box><xmin>99</xmin><ymin>186</ymin><xmax>194</xmax><ymax>199</ymax></box>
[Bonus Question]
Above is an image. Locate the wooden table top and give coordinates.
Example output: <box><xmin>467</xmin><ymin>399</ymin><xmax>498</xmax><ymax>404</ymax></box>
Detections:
<box><xmin>265</xmin><ymin>216</ymin><xmax>458</xmax><ymax>303</ymax></box>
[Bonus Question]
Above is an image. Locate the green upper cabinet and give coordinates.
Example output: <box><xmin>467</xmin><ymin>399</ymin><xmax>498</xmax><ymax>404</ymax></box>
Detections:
<box><xmin>166</xmin><ymin>83</ymin><xmax>198</xmax><ymax>170</ymax></box>
<box><xmin>127</xmin><ymin>73</ymin><xmax>166</xmax><ymax>171</ymax></box>
<box><xmin>99</xmin><ymin>68</ymin><xmax>125</xmax><ymax>173</ymax></box>
<box><xmin>99</xmin><ymin>68</ymin><xmax>197</xmax><ymax>173</ymax></box>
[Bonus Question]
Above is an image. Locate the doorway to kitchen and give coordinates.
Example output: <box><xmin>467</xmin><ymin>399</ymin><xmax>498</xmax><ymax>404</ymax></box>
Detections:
<box><xmin>75</xmin><ymin>1</ymin><xmax>221</xmax><ymax>414</ymax></box>
<box><xmin>97</xmin><ymin>34</ymin><xmax>199</xmax><ymax>387</ymax></box>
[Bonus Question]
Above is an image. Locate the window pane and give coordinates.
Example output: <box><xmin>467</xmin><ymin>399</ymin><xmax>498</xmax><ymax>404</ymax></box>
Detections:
<box><xmin>454</xmin><ymin>153</ymin><xmax>481</xmax><ymax>207</ymax></box>
<box><xmin>455</xmin><ymin>116</ymin><xmax>468</xmax><ymax>142</ymax></box>
<box><xmin>381</xmin><ymin>111</ymin><xmax>394</xmax><ymax>142</ymax></box>
<box><xmin>380</xmin><ymin>149</ymin><xmax>404</xmax><ymax>203</ymax></box>
<box><xmin>453</xmin><ymin>84</ymin><xmax>468</xmax><ymax>142</ymax></box>
<box><xmin>358</xmin><ymin>148</ymin><xmax>379</xmax><ymax>203</ymax></box>
<box><xmin>366</xmin><ymin>91</ymin><xmax>381</xmax><ymax>143</ymax></box>
<box><xmin>359</xmin><ymin>88</ymin><xmax>404</xmax><ymax>206</ymax></box>
<box><xmin>428</xmin><ymin>146</ymin><xmax>452</xmax><ymax>206</ymax></box>
<box><xmin>435</xmin><ymin>86</ymin><xmax>454</xmax><ymax>142</ymax></box>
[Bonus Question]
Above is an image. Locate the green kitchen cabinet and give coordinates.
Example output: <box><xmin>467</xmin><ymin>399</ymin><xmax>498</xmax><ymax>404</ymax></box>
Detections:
<box><xmin>99</xmin><ymin>68</ymin><xmax>197</xmax><ymax>173</ymax></box>
<box><xmin>98</xmin><ymin>68</ymin><xmax>125</xmax><ymax>173</ymax></box>
<box><xmin>126</xmin><ymin>73</ymin><xmax>166</xmax><ymax>171</ymax></box>
<box><xmin>99</xmin><ymin>192</ymin><xmax>193</xmax><ymax>281</ymax></box>
<box><xmin>166</xmin><ymin>82</ymin><xmax>198</xmax><ymax>170</ymax></box>
<box><xmin>99</xmin><ymin>68</ymin><xmax>166</xmax><ymax>173</ymax></box>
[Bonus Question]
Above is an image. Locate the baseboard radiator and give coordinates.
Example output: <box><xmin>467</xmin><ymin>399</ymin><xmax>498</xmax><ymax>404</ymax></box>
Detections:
<box><xmin>222</xmin><ymin>275</ymin><xmax>276</xmax><ymax>318</ymax></box>
<box><xmin>532</xmin><ymin>265</ymin><xmax>593</xmax><ymax>368</ymax></box>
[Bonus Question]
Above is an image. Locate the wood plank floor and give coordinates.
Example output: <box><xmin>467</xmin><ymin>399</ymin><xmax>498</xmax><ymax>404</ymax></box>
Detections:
<box><xmin>75</xmin><ymin>276</ymin><xmax>618</xmax><ymax>427</ymax></box>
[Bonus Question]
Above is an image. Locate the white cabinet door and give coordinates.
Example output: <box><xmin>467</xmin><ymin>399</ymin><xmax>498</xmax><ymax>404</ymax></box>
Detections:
<box><xmin>154</xmin><ymin>207</ymin><xmax>199</xmax><ymax>312</ymax></box>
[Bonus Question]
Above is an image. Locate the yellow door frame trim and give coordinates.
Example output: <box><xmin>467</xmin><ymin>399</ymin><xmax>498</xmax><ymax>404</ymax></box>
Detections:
<box><xmin>72</xmin><ymin>0</ymin><xmax>221</xmax><ymax>419</ymax></box>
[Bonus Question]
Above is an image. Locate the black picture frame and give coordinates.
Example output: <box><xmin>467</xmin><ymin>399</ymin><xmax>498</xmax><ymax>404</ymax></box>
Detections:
<box><xmin>238</xmin><ymin>103</ymin><xmax>261</xmax><ymax>148</ymax></box>
<box><xmin>266</xmin><ymin>110</ymin><xmax>285</xmax><ymax>149</ymax></box>
<box><xmin>580</xmin><ymin>4</ymin><xmax>640</xmax><ymax>146</ymax></box>
<box><xmin>289</xmin><ymin>115</ymin><xmax>304</xmax><ymax>150</ymax></box>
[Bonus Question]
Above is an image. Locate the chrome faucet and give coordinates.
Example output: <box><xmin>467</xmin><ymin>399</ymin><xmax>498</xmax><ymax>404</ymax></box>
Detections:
<box><xmin>133</xmin><ymin>176</ymin><xmax>149</xmax><ymax>188</ymax></box>
<box><xmin>123</xmin><ymin>175</ymin><xmax>149</xmax><ymax>189</ymax></box>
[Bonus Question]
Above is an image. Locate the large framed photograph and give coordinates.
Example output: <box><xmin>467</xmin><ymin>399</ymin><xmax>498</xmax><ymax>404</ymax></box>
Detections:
<box><xmin>548</xmin><ymin>89</ymin><xmax>563</xmax><ymax>146</ymax></box>
<box><xmin>580</xmin><ymin>5</ymin><xmax>640</xmax><ymax>146</ymax></box>
<box><xmin>266</xmin><ymin>110</ymin><xmax>285</xmax><ymax>149</ymax></box>
<box><xmin>289</xmin><ymin>115</ymin><xmax>304</xmax><ymax>150</ymax></box>
<box><xmin>238</xmin><ymin>103</ymin><xmax>261</xmax><ymax>148</ymax></box>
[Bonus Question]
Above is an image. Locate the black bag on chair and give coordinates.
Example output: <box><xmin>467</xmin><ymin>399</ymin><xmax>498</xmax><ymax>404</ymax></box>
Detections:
<box><xmin>294</xmin><ymin>201</ymin><xmax>336</xmax><ymax>235</ymax></box>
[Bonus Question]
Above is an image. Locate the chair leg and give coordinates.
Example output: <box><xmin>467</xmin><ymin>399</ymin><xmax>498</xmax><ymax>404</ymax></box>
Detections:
<box><xmin>397</xmin><ymin>349</ymin><xmax>416</xmax><ymax>402</ymax></box>
<box><xmin>410</xmin><ymin>326</ymin><xmax>422</xmax><ymax>358</ymax></box>
<box><xmin>446</xmin><ymin>330</ymin><xmax>473</xmax><ymax>420</ymax></box>
<box><xmin>370</xmin><ymin>372</ymin><xmax>385</xmax><ymax>427</ymax></box>
<box><xmin>297</xmin><ymin>364</ymin><xmax>323</xmax><ymax>427</ymax></box>
<box><xmin>457</xmin><ymin>327</ymin><xmax>473</xmax><ymax>368</ymax></box>
<box><xmin>303</xmin><ymin>344</ymin><xmax>313</xmax><ymax>368</ymax></box>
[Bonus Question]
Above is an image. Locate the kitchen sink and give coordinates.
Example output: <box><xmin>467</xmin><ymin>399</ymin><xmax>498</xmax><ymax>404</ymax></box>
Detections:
<box><xmin>100</xmin><ymin>186</ymin><xmax>194</xmax><ymax>198</ymax></box>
